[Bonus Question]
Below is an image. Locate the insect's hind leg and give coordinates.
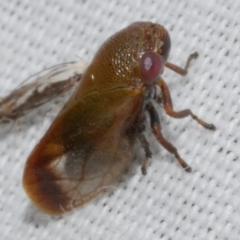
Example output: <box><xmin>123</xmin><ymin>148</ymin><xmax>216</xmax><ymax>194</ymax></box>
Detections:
<box><xmin>157</xmin><ymin>78</ymin><xmax>216</xmax><ymax>131</ymax></box>
<box><xmin>146</xmin><ymin>101</ymin><xmax>192</xmax><ymax>172</ymax></box>
<box><xmin>138</xmin><ymin>133</ymin><xmax>152</xmax><ymax>175</ymax></box>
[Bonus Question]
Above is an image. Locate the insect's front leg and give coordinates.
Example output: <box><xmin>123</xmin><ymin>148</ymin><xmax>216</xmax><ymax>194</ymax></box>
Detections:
<box><xmin>157</xmin><ymin>79</ymin><xmax>216</xmax><ymax>130</ymax></box>
<box><xmin>165</xmin><ymin>51</ymin><xmax>199</xmax><ymax>76</ymax></box>
<box><xmin>146</xmin><ymin>101</ymin><xmax>192</xmax><ymax>172</ymax></box>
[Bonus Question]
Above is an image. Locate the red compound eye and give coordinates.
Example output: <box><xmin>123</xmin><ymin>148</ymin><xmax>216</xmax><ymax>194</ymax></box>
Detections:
<box><xmin>140</xmin><ymin>52</ymin><xmax>165</xmax><ymax>85</ymax></box>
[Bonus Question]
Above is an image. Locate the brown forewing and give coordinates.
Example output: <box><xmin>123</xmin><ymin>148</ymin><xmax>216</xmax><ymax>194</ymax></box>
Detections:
<box><xmin>23</xmin><ymin>78</ymin><xmax>144</xmax><ymax>214</ymax></box>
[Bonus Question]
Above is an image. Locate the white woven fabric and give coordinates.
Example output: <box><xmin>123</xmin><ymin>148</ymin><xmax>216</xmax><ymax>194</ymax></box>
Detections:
<box><xmin>0</xmin><ymin>0</ymin><xmax>239</xmax><ymax>239</ymax></box>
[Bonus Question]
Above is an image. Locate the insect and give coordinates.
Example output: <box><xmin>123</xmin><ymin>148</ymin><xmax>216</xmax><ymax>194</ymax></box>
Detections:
<box><xmin>0</xmin><ymin>61</ymin><xmax>88</xmax><ymax>124</ymax></box>
<box><xmin>22</xmin><ymin>21</ymin><xmax>216</xmax><ymax>215</ymax></box>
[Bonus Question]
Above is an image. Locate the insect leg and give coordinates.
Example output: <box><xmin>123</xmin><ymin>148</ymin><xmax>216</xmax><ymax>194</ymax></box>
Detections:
<box><xmin>153</xmin><ymin>85</ymin><xmax>162</xmax><ymax>103</ymax></box>
<box><xmin>157</xmin><ymin>79</ymin><xmax>216</xmax><ymax>130</ymax></box>
<box><xmin>165</xmin><ymin>51</ymin><xmax>199</xmax><ymax>76</ymax></box>
<box><xmin>146</xmin><ymin>101</ymin><xmax>191</xmax><ymax>172</ymax></box>
<box><xmin>138</xmin><ymin>133</ymin><xmax>152</xmax><ymax>175</ymax></box>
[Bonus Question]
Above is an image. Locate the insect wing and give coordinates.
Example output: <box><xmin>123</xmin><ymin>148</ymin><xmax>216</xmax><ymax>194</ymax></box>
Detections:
<box><xmin>23</xmin><ymin>81</ymin><xmax>142</xmax><ymax>215</ymax></box>
<box><xmin>0</xmin><ymin>61</ymin><xmax>88</xmax><ymax>124</ymax></box>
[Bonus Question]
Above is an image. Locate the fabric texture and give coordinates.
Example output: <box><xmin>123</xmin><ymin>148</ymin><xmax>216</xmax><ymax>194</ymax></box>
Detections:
<box><xmin>0</xmin><ymin>0</ymin><xmax>239</xmax><ymax>239</ymax></box>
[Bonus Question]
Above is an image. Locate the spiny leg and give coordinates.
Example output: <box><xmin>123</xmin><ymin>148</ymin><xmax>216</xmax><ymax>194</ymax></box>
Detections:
<box><xmin>157</xmin><ymin>78</ymin><xmax>216</xmax><ymax>130</ymax></box>
<box><xmin>146</xmin><ymin>101</ymin><xmax>191</xmax><ymax>172</ymax></box>
<box><xmin>165</xmin><ymin>51</ymin><xmax>199</xmax><ymax>76</ymax></box>
<box><xmin>138</xmin><ymin>133</ymin><xmax>152</xmax><ymax>175</ymax></box>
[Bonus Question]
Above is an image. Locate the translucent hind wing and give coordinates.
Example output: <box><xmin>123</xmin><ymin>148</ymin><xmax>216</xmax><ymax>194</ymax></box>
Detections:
<box><xmin>0</xmin><ymin>60</ymin><xmax>88</xmax><ymax>124</ymax></box>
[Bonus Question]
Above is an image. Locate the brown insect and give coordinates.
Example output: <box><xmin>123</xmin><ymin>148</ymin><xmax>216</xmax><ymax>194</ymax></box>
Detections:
<box><xmin>0</xmin><ymin>61</ymin><xmax>87</xmax><ymax>124</ymax></box>
<box><xmin>23</xmin><ymin>21</ymin><xmax>215</xmax><ymax>215</ymax></box>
